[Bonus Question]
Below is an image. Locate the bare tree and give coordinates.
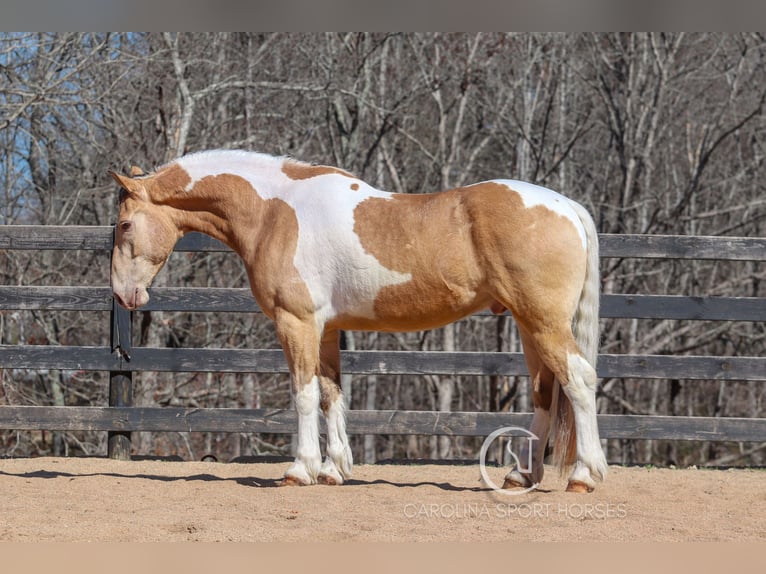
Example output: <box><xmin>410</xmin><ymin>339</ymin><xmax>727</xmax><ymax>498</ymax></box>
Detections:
<box><xmin>2</xmin><ymin>32</ymin><xmax>763</xmax><ymax>466</ymax></box>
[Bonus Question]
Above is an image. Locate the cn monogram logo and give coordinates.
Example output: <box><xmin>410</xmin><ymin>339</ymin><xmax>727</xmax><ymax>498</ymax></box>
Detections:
<box><xmin>479</xmin><ymin>427</ymin><xmax>540</xmax><ymax>496</ymax></box>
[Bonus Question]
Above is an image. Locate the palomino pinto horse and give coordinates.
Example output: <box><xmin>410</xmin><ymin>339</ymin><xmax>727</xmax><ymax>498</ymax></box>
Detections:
<box><xmin>110</xmin><ymin>150</ymin><xmax>608</xmax><ymax>492</ymax></box>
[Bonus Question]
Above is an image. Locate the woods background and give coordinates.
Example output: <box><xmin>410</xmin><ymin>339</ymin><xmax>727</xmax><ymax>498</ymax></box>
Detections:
<box><xmin>1</xmin><ymin>32</ymin><xmax>764</xmax><ymax>467</ymax></box>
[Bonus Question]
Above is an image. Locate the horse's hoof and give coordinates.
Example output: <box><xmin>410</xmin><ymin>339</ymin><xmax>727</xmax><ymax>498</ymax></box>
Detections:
<box><xmin>279</xmin><ymin>475</ymin><xmax>310</xmax><ymax>487</ymax></box>
<box><xmin>566</xmin><ymin>480</ymin><xmax>594</xmax><ymax>493</ymax></box>
<box><xmin>317</xmin><ymin>473</ymin><xmax>340</xmax><ymax>486</ymax></box>
<box><xmin>502</xmin><ymin>477</ymin><xmax>528</xmax><ymax>490</ymax></box>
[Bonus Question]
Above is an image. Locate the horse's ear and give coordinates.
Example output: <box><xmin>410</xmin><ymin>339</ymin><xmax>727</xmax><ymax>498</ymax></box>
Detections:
<box><xmin>109</xmin><ymin>170</ymin><xmax>148</xmax><ymax>201</ymax></box>
<box><xmin>129</xmin><ymin>165</ymin><xmax>145</xmax><ymax>177</ymax></box>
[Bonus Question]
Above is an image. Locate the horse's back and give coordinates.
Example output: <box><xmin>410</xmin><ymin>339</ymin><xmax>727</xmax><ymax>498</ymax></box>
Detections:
<box><xmin>464</xmin><ymin>179</ymin><xmax>587</xmax><ymax>248</ymax></box>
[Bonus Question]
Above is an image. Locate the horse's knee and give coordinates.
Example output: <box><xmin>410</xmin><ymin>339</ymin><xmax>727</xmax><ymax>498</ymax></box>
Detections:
<box><xmin>293</xmin><ymin>376</ymin><xmax>320</xmax><ymax>415</ymax></box>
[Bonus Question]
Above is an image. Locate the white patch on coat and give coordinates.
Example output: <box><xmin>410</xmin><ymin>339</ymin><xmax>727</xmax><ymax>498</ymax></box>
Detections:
<box><xmin>176</xmin><ymin>151</ymin><xmax>412</xmax><ymax>325</ymax></box>
<box><xmin>494</xmin><ymin>180</ymin><xmax>588</xmax><ymax>250</ymax></box>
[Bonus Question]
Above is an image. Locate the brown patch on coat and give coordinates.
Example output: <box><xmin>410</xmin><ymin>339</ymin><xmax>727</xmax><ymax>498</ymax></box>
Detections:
<box><xmin>466</xmin><ymin>183</ymin><xmax>586</xmax><ymax>318</ymax></box>
<box><xmin>145</xmin><ymin>164</ymin><xmax>193</xmax><ymax>203</ymax></box>
<box><xmin>161</xmin><ymin>172</ymin><xmax>315</xmax><ymax>323</ymax></box>
<box><xmin>281</xmin><ymin>160</ymin><xmax>356</xmax><ymax>181</ymax></box>
<box><xmin>349</xmin><ymin>189</ymin><xmax>491</xmax><ymax>331</ymax></box>
<box><xmin>351</xmin><ymin>181</ymin><xmax>588</xmax><ymax>373</ymax></box>
<box><xmin>318</xmin><ymin>329</ymin><xmax>342</xmax><ymax>412</ymax></box>
<box><xmin>350</xmin><ymin>183</ymin><xmax>359</xmax><ymax>191</ymax></box>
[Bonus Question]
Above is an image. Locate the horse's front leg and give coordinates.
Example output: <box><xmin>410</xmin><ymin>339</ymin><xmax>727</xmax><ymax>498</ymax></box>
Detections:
<box><xmin>275</xmin><ymin>310</ymin><xmax>323</xmax><ymax>486</ymax></box>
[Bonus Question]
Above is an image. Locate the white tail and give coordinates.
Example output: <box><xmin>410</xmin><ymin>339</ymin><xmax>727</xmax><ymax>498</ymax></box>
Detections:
<box><xmin>569</xmin><ymin>200</ymin><xmax>601</xmax><ymax>368</ymax></box>
<box><xmin>550</xmin><ymin>200</ymin><xmax>601</xmax><ymax>473</ymax></box>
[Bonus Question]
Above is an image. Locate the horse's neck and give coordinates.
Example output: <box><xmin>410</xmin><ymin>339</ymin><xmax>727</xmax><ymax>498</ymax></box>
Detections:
<box><xmin>168</xmin><ymin>202</ymin><xmax>232</xmax><ymax>253</ymax></box>
<box><xmin>166</xmin><ymin>156</ymin><xmax>285</xmax><ymax>255</ymax></box>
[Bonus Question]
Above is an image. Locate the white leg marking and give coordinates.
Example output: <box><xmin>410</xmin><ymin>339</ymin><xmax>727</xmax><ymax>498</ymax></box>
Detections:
<box><xmin>563</xmin><ymin>353</ymin><xmax>608</xmax><ymax>484</ymax></box>
<box><xmin>286</xmin><ymin>376</ymin><xmax>322</xmax><ymax>484</ymax></box>
<box><xmin>319</xmin><ymin>396</ymin><xmax>354</xmax><ymax>484</ymax></box>
<box><xmin>568</xmin><ymin>460</ymin><xmax>597</xmax><ymax>490</ymax></box>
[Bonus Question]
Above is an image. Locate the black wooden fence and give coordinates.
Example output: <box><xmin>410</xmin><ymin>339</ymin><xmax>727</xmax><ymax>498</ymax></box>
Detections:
<box><xmin>1</xmin><ymin>225</ymin><xmax>765</xmax><ymax>459</ymax></box>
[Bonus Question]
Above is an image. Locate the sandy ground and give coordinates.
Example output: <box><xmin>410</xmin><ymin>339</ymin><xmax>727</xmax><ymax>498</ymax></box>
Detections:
<box><xmin>0</xmin><ymin>457</ymin><xmax>763</xmax><ymax>542</ymax></box>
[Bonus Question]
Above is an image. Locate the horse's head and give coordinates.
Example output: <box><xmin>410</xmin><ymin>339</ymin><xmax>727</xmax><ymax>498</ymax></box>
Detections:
<box><xmin>110</xmin><ymin>167</ymin><xmax>181</xmax><ymax>310</ymax></box>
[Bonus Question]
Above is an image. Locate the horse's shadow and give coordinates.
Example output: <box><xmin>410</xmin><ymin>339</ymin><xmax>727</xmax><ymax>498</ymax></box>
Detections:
<box><xmin>344</xmin><ymin>478</ymin><xmax>486</xmax><ymax>492</ymax></box>
<box><xmin>0</xmin><ymin>467</ymin><xmax>507</xmax><ymax>492</ymax></box>
<box><xmin>0</xmin><ymin>468</ymin><xmax>279</xmax><ymax>488</ymax></box>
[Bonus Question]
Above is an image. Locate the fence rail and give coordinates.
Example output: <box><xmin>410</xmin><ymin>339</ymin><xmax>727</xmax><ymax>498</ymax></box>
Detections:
<box><xmin>1</xmin><ymin>225</ymin><xmax>764</xmax><ymax>459</ymax></box>
<box><xmin>2</xmin><ymin>286</ymin><xmax>766</xmax><ymax>322</ymax></box>
<box><xmin>0</xmin><ymin>346</ymin><xmax>763</xmax><ymax>381</ymax></box>
<box><xmin>3</xmin><ymin>225</ymin><xmax>766</xmax><ymax>259</ymax></box>
<box><xmin>1</xmin><ymin>407</ymin><xmax>763</xmax><ymax>442</ymax></box>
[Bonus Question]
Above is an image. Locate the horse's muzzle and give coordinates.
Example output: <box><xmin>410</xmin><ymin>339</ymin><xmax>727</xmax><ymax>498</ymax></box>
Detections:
<box><xmin>112</xmin><ymin>287</ymin><xmax>148</xmax><ymax>311</ymax></box>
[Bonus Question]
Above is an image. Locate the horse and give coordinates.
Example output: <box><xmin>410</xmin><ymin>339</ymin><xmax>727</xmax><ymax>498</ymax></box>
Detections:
<box><xmin>109</xmin><ymin>149</ymin><xmax>608</xmax><ymax>493</ymax></box>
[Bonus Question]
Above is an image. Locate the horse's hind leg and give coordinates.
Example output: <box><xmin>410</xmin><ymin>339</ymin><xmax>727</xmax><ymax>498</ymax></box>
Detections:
<box><xmin>503</xmin><ymin>327</ymin><xmax>554</xmax><ymax>489</ymax></box>
<box><xmin>512</xmin><ymin>315</ymin><xmax>607</xmax><ymax>492</ymax></box>
<box><xmin>316</xmin><ymin>329</ymin><xmax>353</xmax><ymax>485</ymax></box>
<box><xmin>532</xmin><ymin>328</ymin><xmax>607</xmax><ymax>492</ymax></box>
<box><xmin>560</xmin><ymin>351</ymin><xmax>606</xmax><ymax>492</ymax></box>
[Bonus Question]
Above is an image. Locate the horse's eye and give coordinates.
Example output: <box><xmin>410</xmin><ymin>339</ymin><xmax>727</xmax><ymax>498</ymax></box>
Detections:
<box><xmin>119</xmin><ymin>221</ymin><xmax>133</xmax><ymax>233</ymax></box>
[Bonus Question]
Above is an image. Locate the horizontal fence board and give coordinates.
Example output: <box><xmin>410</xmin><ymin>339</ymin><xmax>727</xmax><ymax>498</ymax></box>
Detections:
<box><xmin>0</xmin><ymin>406</ymin><xmax>763</xmax><ymax>441</ymax></box>
<box><xmin>1</xmin><ymin>346</ymin><xmax>764</xmax><ymax>381</ymax></box>
<box><xmin>176</xmin><ymin>232</ymin><xmax>229</xmax><ymax>252</ymax></box>
<box><xmin>3</xmin><ymin>286</ymin><xmax>764</xmax><ymax>322</ymax></box>
<box><xmin>3</xmin><ymin>225</ymin><xmax>765</xmax><ymax>261</ymax></box>
<box><xmin>0</xmin><ymin>225</ymin><xmax>111</xmax><ymax>250</ymax></box>
<box><xmin>595</xmin><ymin>414</ymin><xmax>766</xmax><ymax>441</ymax></box>
<box><xmin>599</xmin><ymin>294</ymin><xmax>766</xmax><ymax>321</ymax></box>
<box><xmin>0</xmin><ymin>345</ymin><xmax>121</xmax><ymax>371</ymax></box>
<box><xmin>0</xmin><ymin>406</ymin><xmax>298</xmax><ymax>434</ymax></box>
<box><xmin>598</xmin><ymin>234</ymin><xmax>766</xmax><ymax>261</ymax></box>
<box><xmin>0</xmin><ymin>227</ymin><xmax>227</xmax><ymax>252</ymax></box>
<box><xmin>142</xmin><ymin>287</ymin><xmax>256</xmax><ymax>312</ymax></box>
<box><xmin>0</xmin><ymin>286</ymin><xmax>114</xmax><ymax>311</ymax></box>
<box><xmin>340</xmin><ymin>350</ymin><xmax>525</xmax><ymax>377</ymax></box>
<box><xmin>595</xmin><ymin>354</ymin><xmax>764</xmax><ymax>381</ymax></box>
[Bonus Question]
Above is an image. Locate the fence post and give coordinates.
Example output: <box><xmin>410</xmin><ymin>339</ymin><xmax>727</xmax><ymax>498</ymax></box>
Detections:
<box><xmin>108</xmin><ymin>232</ymin><xmax>133</xmax><ymax>460</ymax></box>
<box><xmin>109</xmin><ymin>295</ymin><xmax>133</xmax><ymax>459</ymax></box>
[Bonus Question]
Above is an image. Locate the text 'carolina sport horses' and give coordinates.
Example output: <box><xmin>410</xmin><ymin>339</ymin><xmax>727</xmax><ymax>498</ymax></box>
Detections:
<box><xmin>110</xmin><ymin>150</ymin><xmax>608</xmax><ymax>493</ymax></box>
